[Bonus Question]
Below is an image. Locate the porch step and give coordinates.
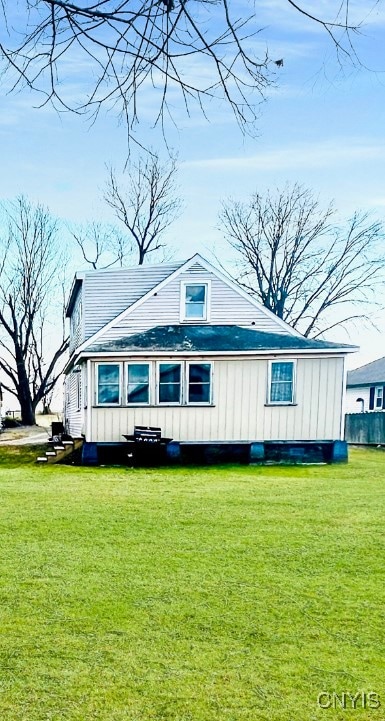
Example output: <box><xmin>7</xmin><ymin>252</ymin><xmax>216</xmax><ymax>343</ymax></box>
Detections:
<box><xmin>36</xmin><ymin>438</ymin><xmax>83</xmax><ymax>465</ymax></box>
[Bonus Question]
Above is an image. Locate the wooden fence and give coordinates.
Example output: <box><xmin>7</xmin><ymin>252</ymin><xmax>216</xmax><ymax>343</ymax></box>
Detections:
<box><xmin>345</xmin><ymin>412</ymin><xmax>385</xmax><ymax>445</ymax></box>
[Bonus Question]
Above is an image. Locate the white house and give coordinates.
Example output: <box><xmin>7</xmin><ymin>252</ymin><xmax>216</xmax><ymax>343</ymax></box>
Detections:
<box><xmin>64</xmin><ymin>254</ymin><xmax>356</xmax><ymax>464</ymax></box>
<box><xmin>346</xmin><ymin>357</ymin><xmax>385</xmax><ymax>413</ymax></box>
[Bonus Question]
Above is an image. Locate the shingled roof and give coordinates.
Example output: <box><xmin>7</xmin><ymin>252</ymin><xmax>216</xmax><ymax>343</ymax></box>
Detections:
<box><xmin>86</xmin><ymin>325</ymin><xmax>356</xmax><ymax>354</ymax></box>
<box><xmin>347</xmin><ymin>356</ymin><xmax>385</xmax><ymax>386</ymax></box>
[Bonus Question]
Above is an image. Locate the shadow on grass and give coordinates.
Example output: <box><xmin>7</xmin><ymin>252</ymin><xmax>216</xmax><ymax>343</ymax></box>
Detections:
<box><xmin>0</xmin><ymin>444</ymin><xmax>48</xmax><ymax>467</ymax></box>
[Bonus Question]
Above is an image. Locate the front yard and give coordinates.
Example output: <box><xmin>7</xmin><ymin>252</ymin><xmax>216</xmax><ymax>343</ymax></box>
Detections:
<box><xmin>0</xmin><ymin>447</ymin><xmax>383</xmax><ymax>720</ymax></box>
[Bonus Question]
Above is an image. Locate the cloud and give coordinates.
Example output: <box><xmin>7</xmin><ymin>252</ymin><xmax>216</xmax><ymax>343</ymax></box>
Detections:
<box><xmin>183</xmin><ymin>138</ymin><xmax>385</xmax><ymax>172</ymax></box>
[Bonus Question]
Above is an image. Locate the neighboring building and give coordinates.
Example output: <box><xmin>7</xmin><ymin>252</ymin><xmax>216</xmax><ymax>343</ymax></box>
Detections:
<box><xmin>64</xmin><ymin>254</ymin><xmax>357</xmax><ymax>464</ymax></box>
<box><xmin>346</xmin><ymin>357</ymin><xmax>385</xmax><ymax>413</ymax></box>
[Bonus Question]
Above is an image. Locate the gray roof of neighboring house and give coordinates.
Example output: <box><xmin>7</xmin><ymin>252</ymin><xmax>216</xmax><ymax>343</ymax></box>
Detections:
<box><xmin>66</xmin><ymin>260</ymin><xmax>184</xmax><ymax>317</ymax></box>
<box><xmin>86</xmin><ymin>324</ymin><xmax>356</xmax><ymax>354</ymax></box>
<box><xmin>347</xmin><ymin>356</ymin><xmax>385</xmax><ymax>386</ymax></box>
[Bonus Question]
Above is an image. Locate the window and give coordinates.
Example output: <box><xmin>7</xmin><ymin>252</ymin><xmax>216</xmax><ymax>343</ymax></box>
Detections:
<box><xmin>181</xmin><ymin>282</ymin><xmax>209</xmax><ymax>321</ymax></box>
<box><xmin>369</xmin><ymin>385</ymin><xmax>384</xmax><ymax>410</ymax></box>
<box><xmin>158</xmin><ymin>363</ymin><xmax>182</xmax><ymax>404</ymax></box>
<box><xmin>97</xmin><ymin>363</ymin><xmax>121</xmax><ymax>405</ymax></box>
<box><xmin>126</xmin><ymin>363</ymin><xmax>150</xmax><ymax>404</ymax></box>
<box><xmin>188</xmin><ymin>363</ymin><xmax>212</xmax><ymax>403</ymax></box>
<box><xmin>269</xmin><ymin>361</ymin><xmax>295</xmax><ymax>404</ymax></box>
<box><xmin>76</xmin><ymin>372</ymin><xmax>81</xmax><ymax>411</ymax></box>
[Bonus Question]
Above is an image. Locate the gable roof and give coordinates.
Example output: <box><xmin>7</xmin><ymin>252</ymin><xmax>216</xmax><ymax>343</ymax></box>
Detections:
<box><xmin>347</xmin><ymin>356</ymin><xmax>385</xmax><ymax>386</ymax></box>
<box><xmin>73</xmin><ymin>253</ymin><xmax>301</xmax><ymax>356</ymax></box>
<box><xmin>85</xmin><ymin>325</ymin><xmax>357</xmax><ymax>355</ymax></box>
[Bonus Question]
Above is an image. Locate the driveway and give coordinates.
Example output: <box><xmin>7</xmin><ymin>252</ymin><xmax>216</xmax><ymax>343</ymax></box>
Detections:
<box><xmin>0</xmin><ymin>426</ymin><xmax>50</xmax><ymax>445</ymax></box>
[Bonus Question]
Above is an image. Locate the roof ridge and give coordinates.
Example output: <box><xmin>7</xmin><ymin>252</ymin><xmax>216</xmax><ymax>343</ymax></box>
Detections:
<box><xmin>348</xmin><ymin>355</ymin><xmax>385</xmax><ymax>373</ymax></box>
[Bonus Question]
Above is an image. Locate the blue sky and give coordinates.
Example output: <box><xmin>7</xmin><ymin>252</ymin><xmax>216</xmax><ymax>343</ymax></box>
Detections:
<box><xmin>0</xmin><ymin>0</ymin><xmax>385</xmax><ymax>390</ymax></box>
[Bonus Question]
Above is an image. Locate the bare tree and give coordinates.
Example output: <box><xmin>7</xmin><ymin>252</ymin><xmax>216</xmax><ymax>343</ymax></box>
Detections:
<box><xmin>70</xmin><ymin>222</ymin><xmax>132</xmax><ymax>270</ymax></box>
<box><xmin>0</xmin><ymin>2</ymin><xmax>375</xmax><ymax>140</ymax></box>
<box><xmin>0</xmin><ymin>197</ymin><xmax>69</xmax><ymax>425</ymax></box>
<box><xmin>104</xmin><ymin>153</ymin><xmax>181</xmax><ymax>265</ymax></box>
<box><xmin>219</xmin><ymin>184</ymin><xmax>385</xmax><ymax>338</ymax></box>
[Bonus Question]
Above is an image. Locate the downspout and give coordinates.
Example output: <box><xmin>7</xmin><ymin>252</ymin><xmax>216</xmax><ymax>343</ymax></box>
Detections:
<box><xmin>340</xmin><ymin>355</ymin><xmax>347</xmax><ymax>441</ymax></box>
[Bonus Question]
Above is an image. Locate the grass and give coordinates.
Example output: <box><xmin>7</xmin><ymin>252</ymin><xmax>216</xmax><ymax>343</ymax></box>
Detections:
<box><xmin>0</xmin><ymin>447</ymin><xmax>383</xmax><ymax>720</ymax></box>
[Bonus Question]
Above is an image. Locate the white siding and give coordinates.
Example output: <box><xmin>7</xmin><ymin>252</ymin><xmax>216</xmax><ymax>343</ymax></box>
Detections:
<box><xmin>88</xmin><ymin>355</ymin><xmax>344</xmax><ymax>443</ymax></box>
<box><xmin>345</xmin><ymin>386</ymin><xmax>372</xmax><ymax>413</ymax></box>
<box><xmin>64</xmin><ymin>365</ymin><xmax>85</xmax><ymax>437</ymax></box>
<box><xmin>83</xmin><ymin>262</ymin><xmax>181</xmax><ymax>340</ymax></box>
<box><xmin>69</xmin><ymin>287</ymin><xmax>84</xmax><ymax>354</ymax></box>
<box><xmin>98</xmin><ymin>265</ymin><xmax>292</xmax><ymax>343</ymax></box>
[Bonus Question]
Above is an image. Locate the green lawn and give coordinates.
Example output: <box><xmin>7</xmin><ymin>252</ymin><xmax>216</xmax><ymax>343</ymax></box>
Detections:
<box><xmin>0</xmin><ymin>447</ymin><xmax>383</xmax><ymax>721</ymax></box>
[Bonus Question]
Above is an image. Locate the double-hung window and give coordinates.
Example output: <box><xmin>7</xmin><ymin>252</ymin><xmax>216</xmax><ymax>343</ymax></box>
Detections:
<box><xmin>97</xmin><ymin>363</ymin><xmax>121</xmax><ymax>405</ymax></box>
<box><xmin>126</xmin><ymin>363</ymin><xmax>150</xmax><ymax>404</ymax></box>
<box><xmin>268</xmin><ymin>361</ymin><xmax>295</xmax><ymax>404</ymax></box>
<box><xmin>158</xmin><ymin>363</ymin><xmax>182</xmax><ymax>404</ymax></box>
<box><xmin>375</xmin><ymin>386</ymin><xmax>383</xmax><ymax>409</ymax></box>
<box><xmin>181</xmin><ymin>282</ymin><xmax>209</xmax><ymax>321</ymax></box>
<box><xmin>188</xmin><ymin>363</ymin><xmax>212</xmax><ymax>403</ymax></box>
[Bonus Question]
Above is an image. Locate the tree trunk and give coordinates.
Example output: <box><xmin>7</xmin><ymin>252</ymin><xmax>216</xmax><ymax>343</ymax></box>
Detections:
<box><xmin>15</xmin><ymin>349</ymin><xmax>36</xmax><ymax>425</ymax></box>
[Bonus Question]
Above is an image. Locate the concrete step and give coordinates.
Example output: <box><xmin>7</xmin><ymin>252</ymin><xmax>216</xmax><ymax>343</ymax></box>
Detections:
<box><xmin>53</xmin><ymin>445</ymin><xmax>65</xmax><ymax>451</ymax></box>
<box><xmin>45</xmin><ymin>451</ymin><xmax>56</xmax><ymax>457</ymax></box>
<box><xmin>37</xmin><ymin>457</ymin><xmax>48</xmax><ymax>462</ymax></box>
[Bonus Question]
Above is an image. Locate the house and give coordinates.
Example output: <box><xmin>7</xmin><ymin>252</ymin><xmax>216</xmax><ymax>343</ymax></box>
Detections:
<box><xmin>64</xmin><ymin>254</ymin><xmax>357</xmax><ymax>464</ymax></box>
<box><xmin>346</xmin><ymin>357</ymin><xmax>385</xmax><ymax>413</ymax></box>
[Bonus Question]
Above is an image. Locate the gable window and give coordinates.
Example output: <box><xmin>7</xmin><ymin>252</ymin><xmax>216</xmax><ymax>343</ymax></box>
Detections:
<box><xmin>126</xmin><ymin>363</ymin><xmax>150</xmax><ymax>405</ymax></box>
<box><xmin>188</xmin><ymin>363</ymin><xmax>212</xmax><ymax>403</ymax></box>
<box><xmin>181</xmin><ymin>282</ymin><xmax>209</xmax><ymax>321</ymax></box>
<box><xmin>268</xmin><ymin>361</ymin><xmax>295</xmax><ymax>404</ymax></box>
<box><xmin>158</xmin><ymin>363</ymin><xmax>182</xmax><ymax>404</ymax></box>
<box><xmin>97</xmin><ymin>363</ymin><xmax>121</xmax><ymax>405</ymax></box>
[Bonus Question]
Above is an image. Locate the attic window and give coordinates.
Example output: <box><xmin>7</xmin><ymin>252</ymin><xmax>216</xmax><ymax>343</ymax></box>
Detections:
<box><xmin>181</xmin><ymin>281</ymin><xmax>210</xmax><ymax>321</ymax></box>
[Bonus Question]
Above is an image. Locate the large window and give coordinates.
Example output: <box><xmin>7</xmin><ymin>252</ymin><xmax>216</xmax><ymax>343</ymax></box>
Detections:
<box><xmin>96</xmin><ymin>363</ymin><xmax>121</xmax><ymax>405</ymax></box>
<box><xmin>181</xmin><ymin>282</ymin><xmax>209</xmax><ymax>321</ymax></box>
<box><xmin>158</xmin><ymin>363</ymin><xmax>182</xmax><ymax>404</ymax></box>
<box><xmin>95</xmin><ymin>361</ymin><xmax>213</xmax><ymax>406</ymax></box>
<box><xmin>188</xmin><ymin>363</ymin><xmax>212</xmax><ymax>403</ymax></box>
<box><xmin>268</xmin><ymin>361</ymin><xmax>295</xmax><ymax>404</ymax></box>
<box><xmin>126</xmin><ymin>363</ymin><xmax>150</xmax><ymax>404</ymax></box>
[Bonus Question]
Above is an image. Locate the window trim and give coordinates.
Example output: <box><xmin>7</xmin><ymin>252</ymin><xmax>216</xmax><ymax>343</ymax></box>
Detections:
<box><xmin>95</xmin><ymin>362</ymin><xmax>122</xmax><ymax>406</ymax></box>
<box><xmin>157</xmin><ymin>361</ymin><xmax>183</xmax><ymax>405</ymax></box>
<box><xmin>267</xmin><ymin>359</ymin><xmax>297</xmax><ymax>406</ymax></box>
<box><xmin>180</xmin><ymin>280</ymin><xmax>211</xmax><ymax>322</ymax></box>
<box><xmin>375</xmin><ymin>385</ymin><xmax>383</xmax><ymax>409</ymax></box>
<box><xmin>125</xmin><ymin>361</ymin><xmax>151</xmax><ymax>406</ymax></box>
<box><xmin>186</xmin><ymin>361</ymin><xmax>213</xmax><ymax>405</ymax></box>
